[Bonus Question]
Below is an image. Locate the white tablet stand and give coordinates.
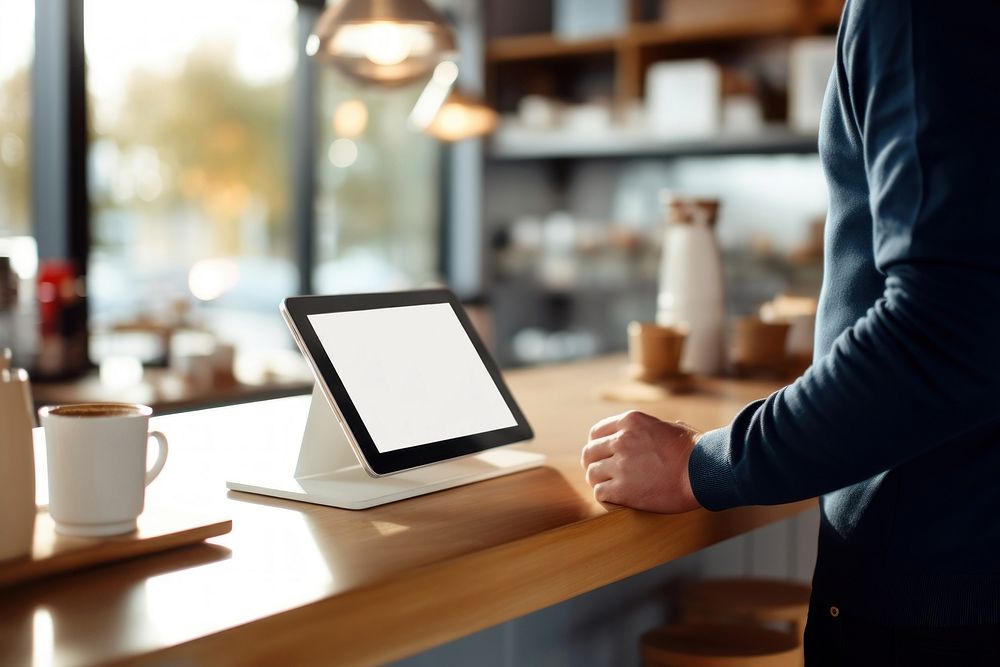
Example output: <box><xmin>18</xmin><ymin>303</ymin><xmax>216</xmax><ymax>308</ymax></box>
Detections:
<box><xmin>227</xmin><ymin>386</ymin><xmax>546</xmax><ymax>510</ymax></box>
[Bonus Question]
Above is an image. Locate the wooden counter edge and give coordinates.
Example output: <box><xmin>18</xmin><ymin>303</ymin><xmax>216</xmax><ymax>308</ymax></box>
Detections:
<box><xmin>123</xmin><ymin>499</ymin><xmax>815</xmax><ymax>667</ymax></box>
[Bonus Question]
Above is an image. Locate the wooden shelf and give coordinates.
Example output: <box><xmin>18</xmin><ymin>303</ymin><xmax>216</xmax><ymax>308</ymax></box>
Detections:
<box><xmin>486</xmin><ymin>17</ymin><xmax>803</xmax><ymax>64</ymax></box>
<box><xmin>486</xmin><ymin>33</ymin><xmax>619</xmax><ymax>62</ymax></box>
<box><xmin>627</xmin><ymin>17</ymin><xmax>800</xmax><ymax>46</ymax></box>
<box><xmin>813</xmin><ymin>0</ymin><xmax>847</xmax><ymax>25</ymax></box>
<box><xmin>488</xmin><ymin>125</ymin><xmax>818</xmax><ymax>160</ymax></box>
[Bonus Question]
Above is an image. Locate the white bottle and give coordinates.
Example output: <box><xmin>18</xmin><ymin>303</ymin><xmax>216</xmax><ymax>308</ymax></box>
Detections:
<box><xmin>0</xmin><ymin>348</ymin><xmax>36</xmax><ymax>561</ymax></box>
<box><xmin>655</xmin><ymin>193</ymin><xmax>726</xmax><ymax>375</ymax></box>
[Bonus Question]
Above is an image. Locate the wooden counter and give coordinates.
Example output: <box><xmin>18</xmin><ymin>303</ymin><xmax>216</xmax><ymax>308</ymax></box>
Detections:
<box><xmin>31</xmin><ymin>355</ymin><xmax>314</xmax><ymax>415</ymax></box>
<box><xmin>0</xmin><ymin>356</ymin><xmax>811</xmax><ymax>666</ymax></box>
<box><xmin>31</xmin><ymin>367</ymin><xmax>312</xmax><ymax>415</ymax></box>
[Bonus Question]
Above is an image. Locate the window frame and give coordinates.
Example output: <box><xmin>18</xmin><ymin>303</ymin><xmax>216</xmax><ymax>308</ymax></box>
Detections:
<box><xmin>29</xmin><ymin>0</ymin><xmax>471</xmax><ymax>364</ymax></box>
<box><xmin>29</xmin><ymin>0</ymin><xmax>346</xmax><ymax>351</ymax></box>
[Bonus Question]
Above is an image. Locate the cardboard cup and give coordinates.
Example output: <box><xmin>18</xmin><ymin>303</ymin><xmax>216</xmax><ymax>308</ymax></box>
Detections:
<box><xmin>627</xmin><ymin>322</ymin><xmax>688</xmax><ymax>382</ymax></box>
<box><xmin>730</xmin><ymin>316</ymin><xmax>792</xmax><ymax>371</ymax></box>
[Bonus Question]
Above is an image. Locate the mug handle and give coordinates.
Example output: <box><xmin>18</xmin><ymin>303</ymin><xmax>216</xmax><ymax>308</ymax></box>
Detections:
<box><xmin>145</xmin><ymin>431</ymin><xmax>169</xmax><ymax>486</ymax></box>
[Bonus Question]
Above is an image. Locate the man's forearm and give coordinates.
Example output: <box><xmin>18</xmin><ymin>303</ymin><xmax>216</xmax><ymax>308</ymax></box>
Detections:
<box><xmin>689</xmin><ymin>265</ymin><xmax>1000</xmax><ymax>510</ymax></box>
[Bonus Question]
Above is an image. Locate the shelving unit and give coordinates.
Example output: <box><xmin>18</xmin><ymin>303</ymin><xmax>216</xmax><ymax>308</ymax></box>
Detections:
<box><xmin>479</xmin><ymin>1</ymin><xmax>841</xmax><ymax>366</ymax></box>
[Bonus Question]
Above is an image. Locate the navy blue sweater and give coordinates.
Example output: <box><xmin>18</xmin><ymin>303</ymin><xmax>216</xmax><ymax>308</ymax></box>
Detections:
<box><xmin>689</xmin><ymin>0</ymin><xmax>1000</xmax><ymax>626</ymax></box>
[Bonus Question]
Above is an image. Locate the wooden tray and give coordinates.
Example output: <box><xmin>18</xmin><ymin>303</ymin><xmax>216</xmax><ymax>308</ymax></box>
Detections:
<box><xmin>599</xmin><ymin>374</ymin><xmax>696</xmax><ymax>403</ymax></box>
<box><xmin>0</xmin><ymin>508</ymin><xmax>232</xmax><ymax>588</ymax></box>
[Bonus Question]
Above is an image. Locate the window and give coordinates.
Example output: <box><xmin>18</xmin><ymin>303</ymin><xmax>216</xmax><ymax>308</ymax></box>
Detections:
<box><xmin>314</xmin><ymin>71</ymin><xmax>441</xmax><ymax>294</ymax></box>
<box><xmin>0</xmin><ymin>0</ymin><xmax>32</xmax><ymax>238</ymax></box>
<box><xmin>85</xmin><ymin>0</ymin><xmax>298</xmax><ymax>349</ymax></box>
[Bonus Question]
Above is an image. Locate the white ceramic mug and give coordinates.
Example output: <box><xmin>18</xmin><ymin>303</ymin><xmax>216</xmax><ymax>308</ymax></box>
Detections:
<box><xmin>38</xmin><ymin>403</ymin><xmax>168</xmax><ymax>537</ymax></box>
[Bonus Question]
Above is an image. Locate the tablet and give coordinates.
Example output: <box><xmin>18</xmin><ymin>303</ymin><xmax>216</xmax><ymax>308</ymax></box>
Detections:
<box><xmin>281</xmin><ymin>289</ymin><xmax>534</xmax><ymax>476</ymax></box>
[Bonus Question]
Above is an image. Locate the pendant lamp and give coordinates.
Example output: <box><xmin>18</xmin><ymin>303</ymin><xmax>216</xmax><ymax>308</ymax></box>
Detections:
<box><xmin>408</xmin><ymin>61</ymin><xmax>498</xmax><ymax>142</ymax></box>
<box><xmin>307</xmin><ymin>0</ymin><xmax>457</xmax><ymax>87</ymax></box>
<box><xmin>424</xmin><ymin>90</ymin><xmax>499</xmax><ymax>142</ymax></box>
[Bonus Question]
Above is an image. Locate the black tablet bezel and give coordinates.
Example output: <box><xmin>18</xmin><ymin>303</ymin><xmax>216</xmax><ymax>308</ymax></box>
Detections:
<box><xmin>282</xmin><ymin>289</ymin><xmax>534</xmax><ymax>476</ymax></box>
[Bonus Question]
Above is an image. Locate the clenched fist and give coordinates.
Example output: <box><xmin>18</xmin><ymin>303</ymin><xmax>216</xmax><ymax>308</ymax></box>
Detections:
<box><xmin>581</xmin><ymin>410</ymin><xmax>702</xmax><ymax>513</ymax></box>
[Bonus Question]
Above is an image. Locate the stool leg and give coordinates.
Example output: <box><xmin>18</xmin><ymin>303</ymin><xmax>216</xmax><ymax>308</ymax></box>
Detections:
<box><xmin>791</xmin><ymin>615</ymin><xmax>807</xmax><ymax>667</ymax></box>
<box><xmin>791</xmin><ymin>614</ymin><xmax>807</xmax><ymax>643</ymax></box>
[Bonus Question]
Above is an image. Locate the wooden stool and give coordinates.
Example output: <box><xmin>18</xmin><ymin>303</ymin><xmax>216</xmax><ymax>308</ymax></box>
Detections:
<box><xmin>641</xmin><ymin>624</ymin><xmax>801</xmax><ymax>667</ymax></box>
<box><xmin>677</xmin><ymin>579</ymin><xmax>812</xmax><ymax>641</ymax></box>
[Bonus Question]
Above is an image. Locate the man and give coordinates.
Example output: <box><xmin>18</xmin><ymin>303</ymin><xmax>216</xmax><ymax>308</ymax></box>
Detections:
<box><xmin>581</xmin><ymin>1</ymin><xmax>1000</xmax><ymax>664</ymax></box>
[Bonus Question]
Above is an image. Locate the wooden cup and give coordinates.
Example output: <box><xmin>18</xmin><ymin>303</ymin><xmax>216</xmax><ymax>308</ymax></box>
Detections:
<box><xmin>627</xmin><ymin>322</ymin><xmax>687</xmax><ymax>382</ymax></box>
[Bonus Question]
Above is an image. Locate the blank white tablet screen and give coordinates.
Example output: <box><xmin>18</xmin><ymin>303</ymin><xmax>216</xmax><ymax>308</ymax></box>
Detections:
<box><xmin>307</xmin><ymin>303</ymin><xmax>517</xmax><ymax>453</ymax></box>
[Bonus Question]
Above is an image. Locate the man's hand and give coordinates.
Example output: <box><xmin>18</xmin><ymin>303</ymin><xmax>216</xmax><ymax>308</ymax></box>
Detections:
<box><xmin>581</xmin><ymin>410</ymin><xmax>702</xmax><ymax>513</ymax></box>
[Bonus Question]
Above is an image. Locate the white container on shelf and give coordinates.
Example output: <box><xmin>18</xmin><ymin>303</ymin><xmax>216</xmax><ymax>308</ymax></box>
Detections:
<box><xmin>0</xmin><ymin>349</ymin><xmax>36</xmax><ymax>561</ymax></box>
<box><xmin>561</xmin><ymin>103</ymin><xmax>613</xmax><ymax>134</ymax></box>
<box><xmin>721</xmin><ymin>95</ymin><xmax>764</xmax><ymax>135</ymax></box>
<box><xmin>646</xmin><ymin>60</ymin><xmax>721</xmax><ymax>139</ymax></box>
<box><xmin>789</xmin><ymin>37</ymin><xmax>837</xmax><ymax>133</ymax></box>
<box><xmin>553</xmin><ymin>0</ymin><xmax>627</xmax><ymax>38</ymax></box>
<box><xmin>655</xmin><ymin>194</ymin><xmax>726</xmax><ymax>375</ymax></box>
<box><xmin>517</xmin><ymin>95</ymin><xmax>563</xmax><ymax>130</ymax></box>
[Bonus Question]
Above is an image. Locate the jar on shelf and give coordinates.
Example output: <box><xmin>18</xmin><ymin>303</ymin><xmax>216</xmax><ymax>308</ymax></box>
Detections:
<box><xmin>655</xmin><ymin>193</ymin><xmax>725</xmax><ymax>375</ymax></box>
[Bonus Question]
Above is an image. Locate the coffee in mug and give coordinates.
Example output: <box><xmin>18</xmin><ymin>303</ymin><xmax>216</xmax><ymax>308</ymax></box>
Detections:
<box><xmin>38</xmin><ymin>403</ymin><xmax>168</xmax><ymax>537</ymax></box>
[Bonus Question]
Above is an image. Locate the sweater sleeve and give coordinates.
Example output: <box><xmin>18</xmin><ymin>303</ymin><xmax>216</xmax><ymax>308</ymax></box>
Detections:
<box><xmin>688</xmin><ymin>0</ymin><xmax>1000</xmax><ymax>510</ymax></box>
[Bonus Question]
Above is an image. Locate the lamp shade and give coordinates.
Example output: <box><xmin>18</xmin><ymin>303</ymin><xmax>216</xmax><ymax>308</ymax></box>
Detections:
<box><xmin>307</xmin><ymin>0</ymin><xmax>457</xmax><ymax>87</ymax></box>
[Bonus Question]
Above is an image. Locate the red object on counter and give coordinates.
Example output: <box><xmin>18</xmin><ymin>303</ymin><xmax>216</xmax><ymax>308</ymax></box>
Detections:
<box><xmin>37</xmin><ymin>261</ymin><xmax>77</xmax><ymax>336</ymax></box>
<box><xmin>35</xmin><ymin>260</ymin><xmax>88</xmax><ymax>378</ymax></box>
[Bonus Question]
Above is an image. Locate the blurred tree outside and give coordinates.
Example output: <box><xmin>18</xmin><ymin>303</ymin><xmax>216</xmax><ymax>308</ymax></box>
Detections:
<box><xmin>0</xmin><ymin>67</ymin><xmax>30</xmax><ymax>236</ymax></box>
<box><xmin>92</xmin><ymin>42</ymin><xmax>290</xmax><ymax>261</ymax></box>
